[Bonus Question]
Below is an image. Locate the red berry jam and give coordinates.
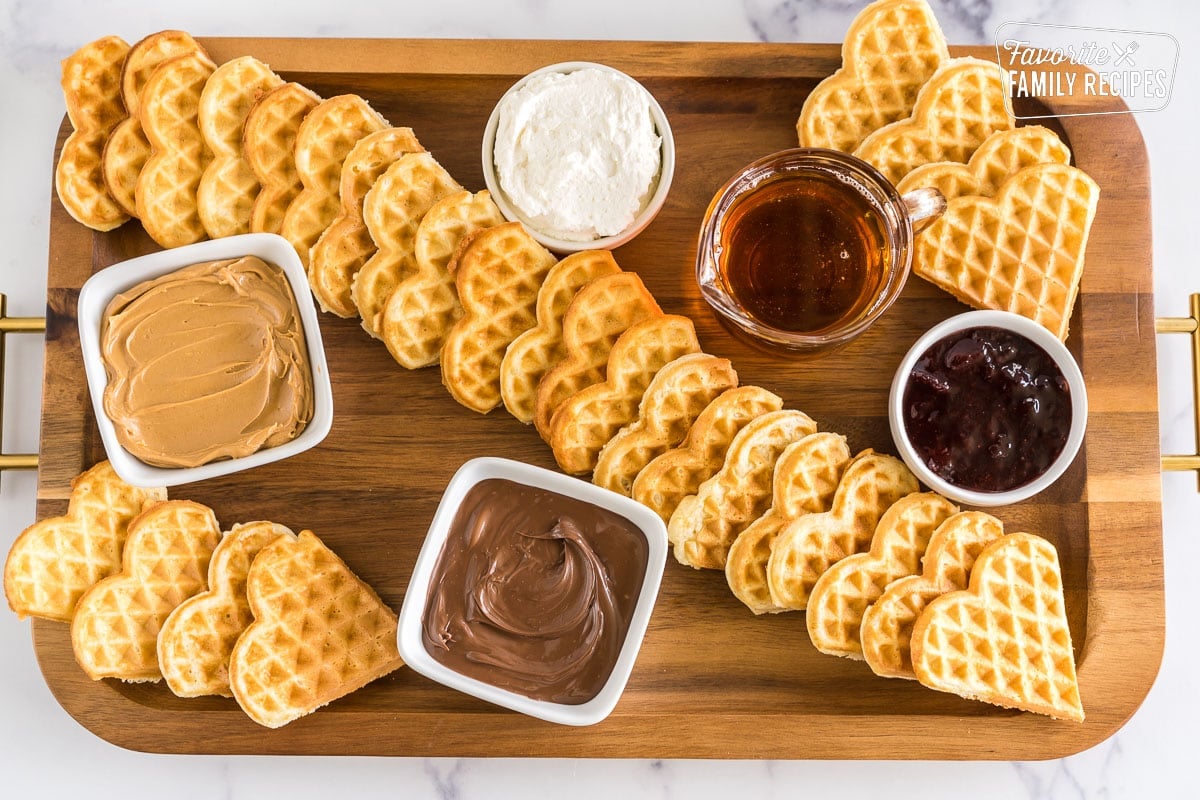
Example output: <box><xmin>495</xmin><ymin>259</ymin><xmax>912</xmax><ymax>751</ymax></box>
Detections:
<box><xmin>902</xmin><ymin>326</ymin><xmax>1072</xmax><ymax>493</ymax></box>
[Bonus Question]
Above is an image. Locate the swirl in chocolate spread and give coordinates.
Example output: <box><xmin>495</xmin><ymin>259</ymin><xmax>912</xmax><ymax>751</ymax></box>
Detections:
<box><xmin>422</xmin><ymin>478</ymin><xmax>649</xmax><ymax>704</ymax></box>
<box><xmin>100</xmin><ymin>256</ymin><xmax>313</xmax><ymax>469</ymax></box>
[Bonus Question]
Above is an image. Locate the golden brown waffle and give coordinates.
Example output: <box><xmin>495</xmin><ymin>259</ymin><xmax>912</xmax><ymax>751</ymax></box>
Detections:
<box><xmin>725</xmin><ymin>432</ymin><xmax>851</xmax><ymax>614</ymax></box>
<box><xmin>668</xmin><ymin>409</ymin><xmax>818</xmax><ymax>570</ymax></box>
<box><xmin>862</xmin><ymin>511</ymin><xmax>1004</xmax><ymax>680</ymax></box>
<box><xmin>549</xmin><ymin>315</ymin><xmax>701</xmax><ymax>475</ymax></box>
<box><xmin>120</xmin><ymin>31</ymin><xmax>201</xmax><ymax>117</ymax></box>
<box><xmin>767</xmin><ymin>451</ymin><xmax>918</xmax><ymax>610</ymax></box>
<box><xmin>896</xmin><ymin>125</ymin><xmax>1071</xmax><ymax>201</ymax></box>
<box><xmin>593</xmin><ymin>353</ymin><xmax>738</xmax><ymax>496</ymax></box>
<box><xmin>196</xmin><ymin>56</ymin><xmax>283</xmax><ymax>239</ymax></box>
<box><xmin>853</xmin><ymin>57</ymin><xmax>1013</xmax><ymax>184</ymax></box>
<box><xmin>380</xmin><ymin>190</ymin><xmax>505</xmax><ymax>368</ymax></box>
<box><xmin>157</xmin><ymin>521</ymin><xmax>295</xmax><ymax>698</ymax></box>
<box><xmin>354</xmin><ymin>151</ymin><xmax>463</xmax><ymax>337</ymax></box>
<box><xmin>796</xmin><ymin>0</ymin><xmax>948</xmax><ymax>153</ymax></box>
<box><xmin>632</xmin><ymin>386</ymin><xmax>783</xmax><ymax>524</ymax></box>
<box><xmin>228</xmin><ymin>530</ymin><xmax>404</xmax><ymax>728</ymax></box>
<box><xmin>914</xmin><ymin>162</ymin><xmax>1100</xmax><ymax>340</ymax></box>
<box><xmin>102</xmin><ymin>119</ymin><xmax>151</xmax><ymax>220</ymax></box>
<box><xmin>533</xmin><ymin>272</ymin><xmax>662</xmax><ymax>438</ymax></box>
<box><xmin>70</xmin><ymin>501</ymin><xmax>220</xmax><ymax>682</ymax></box>
<box><xmin>911</xmin><ymin>532</ymin><xmax>1084</xmax><ymax>721</ymax></box>
<box><xmin>309</xmin><ymin>127</ymin><xmax>424</xmax><ymax>316</ymax></box>
<box><xmin>501</xmin><ymin>251</ymin><xmax>622</xmax><ymax>423</ymax></box>
<box><xmin>440</xmin><ymin>222</ymin><xmax>557</xmax><ymax>412</ymax></box>
<box><xmin>134</xmin><ymin>52</ymin><xmax>217</xmax><ymax>248</ymax></box>
<box><xmin>243</xmin><ymin>82</ymin><xmax>321</xmax><ymax>235</ymax></box>
<box><xmin>102</xmin><ymin>30</ymin><xmax>204</xmax><ymax>217</ymax></box>
<box><xmin>55</xmin><ymin>36</ymin><xmax>131</xmax><ymax>231</ymax></box>
<box><xmin>280</xmin><ymin>94</ymin><xmax>389</xmax><ymax>269</ymax></box>
<box><xmin>4</xmin><ymin>462</ymin><xmax>165</xmax><ymax>622</ymax></box>
<box><xmin>806</xmin><ymin>492</ymin><xmax>957</xmax><ymax>658</ymax></box>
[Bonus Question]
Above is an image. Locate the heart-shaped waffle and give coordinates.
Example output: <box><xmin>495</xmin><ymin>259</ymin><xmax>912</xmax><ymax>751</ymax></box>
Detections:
<box><xmin>158</xmin><ymin>521</ymin><xmax>295</xmax><ymax>698</ymax></box>
<box><xmin>533</xmin><ymin>271</ymin><xmax>662</xmax><ymax>438</ymax></box>
<box><xmin>196</xmin><ymin>56</ymin><xmax>284</xmax><ymax>239</ymax></box>
<box><xmin>862</xmin><ymin>511</ymin><xmax>1005</xmax><ymax>680</ymax></box>
<box><xmin>806</xmin><ymin>492</ymin><xmax>958</xmax><ymax>657</ymax></box>
<box><xmin>134</xmin><ymin>51</ymin><xmax>217</xmax><ymax>248</ymax></box>
<box><xmin>501</xmin><ymin>250</ymin><xmax>624</xmax><ymax>424</ymax></box>
<box><xmin>896</xmin><ymin>125</ymin><xmax>1071</xmax><ymax>201</ymax></box>
<box><xmin>549</xmin><ymin>314</ymin><xmax>701</xmax><ymax>475</ymax></box>
<box><xmin>594</xmin><ymin>353</ymin><xmax>737</xmax><ymax>496</ymax></box>
<box><xmin>501</xmin><ymin>250</ymin><xmax>622</xmax><ymax>423</ymax></box>
<box><xmin>243</xmin><ymin>82</ymin><xmax>321</xmax><ymax>234</ymax></box>
<box><xmin>767</xmin><ymin>451</ymin><xmax>918</xmax><ymax>610</ymax></box>
<box><xmin>796</xmin><ymin>0</ymin><xmax>948</xmax><ymax>153</ymax></box>
<box><xmin>354</xmin><ymin>151</ymin><xmax>463</xmax><ymax>337</ymax></box>
<box><xmin>853</xmin><ymin>57</ymin><xmax>1013</xmax><ymax>184</ymax></box>
<box><xmin>668</xmin><ymin>409</ymin><xmax>818</xmax><ymax>570</ymax></box>
<box><xmin>54</xmin><ymin>35</ymin><xmax>131</xmax><ymax>231</ymax></box>
<box><xmin>70</xmin><ymin>500</ymin><xmax>221</xmax><ymax>682</ymax></box>
<box><xmin>228</xmin><ymin>530</ymin><xmax>404</xmax><ymax>728</ymax></box>
<box><xmin>725</xmin><ymin>431</ymin><xmax>851</xmax><ymax>614</ymax></box>
<box><xmin>500</xmin><ymin>251</ymin><xmax>621</xmax><ymax>407</ymax></box>
<box><xmin>309</xmin><ymin>127</ymin><xmax>424</xmax><ymax>316</ymax></box>
<box><xmin>101</xmin><ymin>30</ymin><xmax>204</xmax><ymax>217</ymax></box>
<box><xmin>632</xmin><ymin>386</ymin><xmax>783</xmax><ymax>524</ymax></box>
<box><xmin>4</xmin><ymin>461</ymin><xmax>165</xmax><ymax>622</ymax></box>
<box><xmin>280</xmin><ymin>94</ymin><xmax>389</xmax><ymax>269</ymax></box>
<box><xmin>439</xmin><ymin>222</ymin><xmax>557</xmax><ymax>412</ymax></box>
<box><xmin>910</xmin><ymin>532</ymin><xmax>1084</xmax><ymax>721</ymax></box>
<box><xmin>914</xmin><ymin>161</ymin><xmax>1100</xmax><ymax>340</ymax></box>
<box><xmin>380</xmin><ymin>190</ymin><xmax>505</xmax><ymax>368</ymax></box>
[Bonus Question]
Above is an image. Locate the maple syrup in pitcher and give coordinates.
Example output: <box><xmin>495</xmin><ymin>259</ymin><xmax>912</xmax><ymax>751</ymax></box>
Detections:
<box><xmin>698</xmin><ymin>148</ymin><xmax>944</xmax><ymax>354</ymax></box>
<box><xmin>718</xmin><ymin>171</ymin><xmax>888</xmax><ymax>335</ymax></box>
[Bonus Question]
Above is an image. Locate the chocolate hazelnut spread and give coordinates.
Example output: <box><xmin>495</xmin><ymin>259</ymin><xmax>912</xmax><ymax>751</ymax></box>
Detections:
<box><xmin>100</xmin><ymin>256</ymin><xmax>313</xmax><ymax>469</ymax></box>
<box><xmin>422</xmin><ymin>478</ymin><xmax>649</xmax><ymax>705</ymax></box>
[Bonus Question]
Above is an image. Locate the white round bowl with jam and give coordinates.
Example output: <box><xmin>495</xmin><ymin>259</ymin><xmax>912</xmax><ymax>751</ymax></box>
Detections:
<box><xmin>481</xmin><ymin>61</ymin><xmax>675</xmax><ymax>253</ymax></box>
<box><xmin>889</xmin><ymin>310</ymin><xmax>1087</xmax><ymax>507</ymax></box>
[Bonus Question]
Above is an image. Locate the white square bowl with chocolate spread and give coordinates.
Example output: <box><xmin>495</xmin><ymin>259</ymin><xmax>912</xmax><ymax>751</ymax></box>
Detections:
<box><xmin>398</xmin><ymin>456</ymin><xmax>669</xmax><ymax>726</ymax></box>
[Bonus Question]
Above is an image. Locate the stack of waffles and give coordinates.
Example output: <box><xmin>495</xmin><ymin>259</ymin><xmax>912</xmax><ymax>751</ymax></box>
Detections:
<box><xmin>795</xmin><ymin>0</ymin><xmax>1100</xmax><ymax>340</ymax></box>
<box><xmin>717</xmin><ymin>451</ymin><xmax>1084</xmax><ymax>721</ymax></box>
<box><xmin>3</xmin><ymin>462</ymin><xmax>402</xmax><ymax>728</ymax></box>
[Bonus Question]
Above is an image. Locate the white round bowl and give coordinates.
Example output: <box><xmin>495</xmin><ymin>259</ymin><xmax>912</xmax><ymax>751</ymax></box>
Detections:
<box><xmin>480</xmin><ymin>61</ymin><xmax>675</xmax><ymax>253</ymax></box>
<box><xmin>888</xmin><ymin>310</ymin><xmax>1087</xmax><ymax>507</ymax></box>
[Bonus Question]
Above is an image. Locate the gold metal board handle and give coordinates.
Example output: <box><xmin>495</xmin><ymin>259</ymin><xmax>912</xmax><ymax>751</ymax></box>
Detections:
<box><xmin>0</xmin><ymin>293</ymin><xmax>45</xmax><ymax>475</ymax></box>
<box><xmin>1157</xmin><ymin>293</ymin><xmax>1200</xmax><ymax>488</ymax></box>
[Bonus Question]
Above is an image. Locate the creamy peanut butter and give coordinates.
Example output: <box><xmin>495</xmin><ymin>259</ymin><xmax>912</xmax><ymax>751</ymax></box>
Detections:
<box><xmin>100</xmin><ymin>256</ymin><xmax>313</xmax><ymax>468</ymax></box>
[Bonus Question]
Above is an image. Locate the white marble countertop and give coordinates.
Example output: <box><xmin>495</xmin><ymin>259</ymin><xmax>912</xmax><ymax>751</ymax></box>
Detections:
<box><xmin>2</xmin><ymin>1</ymin><xmax>1195</xmax><ymax>797</ymax></box>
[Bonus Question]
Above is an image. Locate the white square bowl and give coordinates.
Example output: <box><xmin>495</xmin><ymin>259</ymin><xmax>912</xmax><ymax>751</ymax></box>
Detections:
<box><xmin>77</xmin><ymin>233</ymin><xmax>333</xmax><ymax>488</ymax></box>
<box><xmin>397</xmin><ymin>456</ymin><xmax>669</xmax><ymax>726</ymax></box>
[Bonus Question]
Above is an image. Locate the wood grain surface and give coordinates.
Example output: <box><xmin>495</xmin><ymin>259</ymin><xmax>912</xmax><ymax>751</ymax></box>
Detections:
<box><xmin>29</xmin><ymin>39</ymin><xmax>1162</xmax><ymax>759</ymax></box>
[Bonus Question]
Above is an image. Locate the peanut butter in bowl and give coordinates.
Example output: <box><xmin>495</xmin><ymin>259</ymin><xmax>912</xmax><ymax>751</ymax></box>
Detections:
<box><xmin>99</xmin><ymin>255</ymin><xmax>314</xmax><ymax>470</ymax></box>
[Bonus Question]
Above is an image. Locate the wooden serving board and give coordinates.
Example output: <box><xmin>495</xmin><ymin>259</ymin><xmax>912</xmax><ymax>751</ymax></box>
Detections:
<box><xmin>32</xmin><ymin>39</ymin><xmax>1162</xmax><ymax>759</ymax></box>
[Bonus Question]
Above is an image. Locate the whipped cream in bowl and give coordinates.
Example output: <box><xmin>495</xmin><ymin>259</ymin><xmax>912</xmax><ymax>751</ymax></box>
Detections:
<box><xmin>482</xmin><ymin>62</ymin><xmax>675</xmax><ymax>252</ymax></box>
